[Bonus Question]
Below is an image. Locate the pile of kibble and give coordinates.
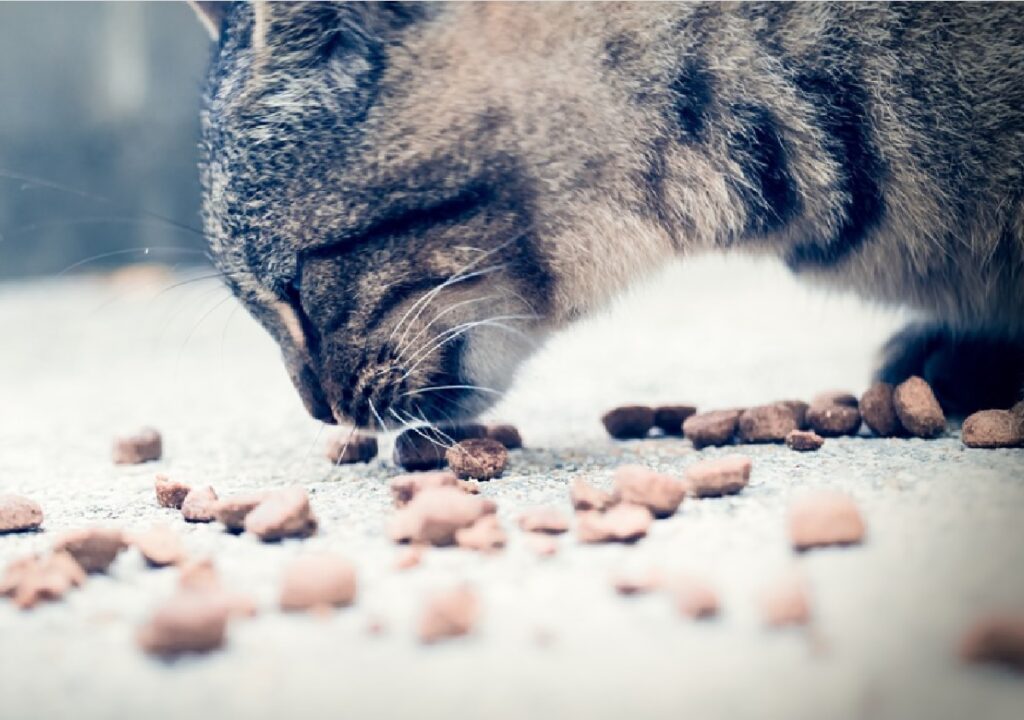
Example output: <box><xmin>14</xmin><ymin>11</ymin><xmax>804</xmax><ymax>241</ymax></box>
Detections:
<box><xmin>1</xmin><ymin>374</ymin><xmax>1022</xmax><ymax>668</ymax></box>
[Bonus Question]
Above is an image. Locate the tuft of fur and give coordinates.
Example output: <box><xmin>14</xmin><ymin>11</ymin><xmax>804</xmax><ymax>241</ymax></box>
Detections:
<box><xmin>198</xmin><ymin>2</ymin><xmax>1024</xmax><ymax>426</ymax></box>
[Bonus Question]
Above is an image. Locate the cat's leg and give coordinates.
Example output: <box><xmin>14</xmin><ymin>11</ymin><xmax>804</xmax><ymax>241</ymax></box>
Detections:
<box><xmin>876</xmin><ymin>324</ymin><xmax>1024</xmax><ymax>416</ymax></box>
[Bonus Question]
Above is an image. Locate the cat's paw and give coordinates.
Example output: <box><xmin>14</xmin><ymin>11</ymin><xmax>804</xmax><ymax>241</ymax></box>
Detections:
<box><xmin>876</xmin><ymin>324</ymin><xmax>1024</xmax><ymax>417</ymax></box>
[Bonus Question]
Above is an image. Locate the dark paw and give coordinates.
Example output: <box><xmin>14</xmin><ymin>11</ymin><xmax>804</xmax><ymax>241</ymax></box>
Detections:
<box><xmin>876</xmin><ymin>324</ymin><xmax>1024</xmax><ymax>417</ymax></box>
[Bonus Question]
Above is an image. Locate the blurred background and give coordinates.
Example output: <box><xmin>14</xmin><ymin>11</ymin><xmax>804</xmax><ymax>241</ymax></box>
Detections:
<box><xmin>0</xmin><ymin>2</ymin><xmax>209</xmax><ymax>279</ymax></box>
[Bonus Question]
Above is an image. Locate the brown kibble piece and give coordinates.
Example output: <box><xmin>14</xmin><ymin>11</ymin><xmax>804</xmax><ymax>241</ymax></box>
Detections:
<box><xmin>54</xmin><ymin>528</ymin><xmax>127</xmax><ymax>573</ymax></box>
<box><xmin>684</xmin><ymin>455</ymin><xmax>752</xmax><ymax>498</ymax></box>
<box><xmin>570</xmin><ymin>477</ymin><xmax>618</xmax><ymax>512</ymax></box>
<box><xmin>761</xmin><ymin>574</ymin><xmax>812</xmax><ymax>627</ymax></box>
<box><xmin>280</xmin><ymin>553</ymin><xmax>357</xmax><ymax>612</ymax></box>
<box><xmin>683</xmin><ymin>409</ymin><xmax>742</xmax><ymax>449</ymax></box>
<box><xmin>611</xmin><ymin>567</ymin><xmax>663</xmax><ymax>595</ymax></box>
<box><xmin>524</xmin><ymin>533</ymin><xmax>558</xmax><ymax>557</ymax></box>
<box><xmin>178</xmin><ymin>558</ymin><xmax>219</xmax><ymax>593</ymax></box>
<box><xmin>652</xmin><ymin>405</ymin><xmax>698</xmax><ymax>436</ymax></box>
<box><xmin>960</xmin><ymin>613</ymin><xmax>1024</xmax><ymax>670</ymax></box>
<box><xmin>137</xmin><ymin>592</ymin><xmax>230</xmax><ymax>657</ymax></box>
<box><xmin>486</xmin><ymin>424</ymin><xmax>523</xmax><ymax>449</ymax></box>
<box><xmin>860</xmin><ymin>382</ymin><xmax>901</xmax><ymax>437</ymax></box>
<box><xmin>445</xmin><ymin>438</ymin><xmax>508</xmax><ymax>480</ymax></box>
<box><xmin>393</xmin><ymin>424</ymin><xmax>487</xmax><ymax>471</ymax></box>
<box><xmin>806</xmin><ymin>401</ymin><xmax>861</xmax><ymax>437</ymax></box>
<box><xmin>785</xmin><ymin>429</ymin><xmax>824</xmax><ymax>452</ymax></box>
<box><xmin>672</xmin><ymin>577</ymin><xmax>720</xmax><ymax>619</ymax></box>
<box><xmin>154</xmin><ymin>475</ymin><xmax>191</xmax><ymax>510</ymax></box>
<box><xmin>738</xmin><ymin>404</ymin><xmax>798</xmax><ymax>443</ymax></box>
<box><xmin>325</xmin><ymin>431</ymin><xmax>378</xmax><ymax>464</ymax></box>
<box><xmin>4</xmin><ymin>552</ymin><xmax>86</xmax><ymax>609</ymax></box>
<box><xmin>132</xmin><ymin>525</ymin><xmax>185</xmax><ymax>567</ymax></box>
<box><xmin>395</xmin><ymin>546</ymin><xmax>424</xmax><ymax>570</ymax></box>
<box><xmin>576</xmin><ymin>503</ymin><xmax>653</xmax><ymax>544</ymax></box>
<box><xmin>244</xmin><ymin>487</ymin><xmax>318</xmax><ymax>541</ymax></box>
<box><xmin>388</xmin><ymin>487</ymin><xmax>497</xmax><ymax>546</ymax></box>
<box><xmin>418</xmin><ymin>586</ymin><xmax>479</xmax><ymax>643</ymax></box>
<box><xmin>893</xmin><ymin>376</ymin><xmax>946</xmax><ymax>438</ymax></box>
<box><xmin>1</xmin><ymin>555</ymin><xmax>40</xmax><ymax>597</ymax></box>
<box><xmin>390</xmin><ymin>470</ymin><xmax>459</xmax><ymax>507</ymax></box>
<box><xmin>788</xmin><ymin>491</ymin><xmax>865</xmax><ymax>550</ymax></box>
<box><xmin>0</xmin><ymin>494</ymin><xmax>43</xmax><ymax>533</ymax></box>
<box><xmin>961</xmin><ymin>409</ymin><xmax>1024</xmax><ymax>448</ymax></box>
<box><xmin>213</xmin><ymin>492</ymin><xmax>268</xmax><ymax>532</ymax></box>
<box><xmin>601</xmin><ymin>405</ymin><xmax>655</xmax><ymax>440</ymax></box>
<box><xmin>613</xmin><ymin>465</ymin><xmax>686</xmax><ymax>518</ymax></box>
<box><xmin>778</xmin><ymin>400</ymin><xmax>810</xmax><ymax>429</ymax></box>
<box><xmin>112</xmin><ymin>427</ymin><xmax>162</xmax><ymax>465</ymax></box>
<box><xmin>517</xmin><ymin>507</ymin><xmax>570</xmax><ymax>535</ymax></box>
<box><xmin>454</xmin><ymin>515</ymin><xmax>507</xmax><ymax>553</ymax></box>
<box><xmin>181</xmin><ymin>486</ymin><xmax>219</xmax><ymax>523</ymax></box>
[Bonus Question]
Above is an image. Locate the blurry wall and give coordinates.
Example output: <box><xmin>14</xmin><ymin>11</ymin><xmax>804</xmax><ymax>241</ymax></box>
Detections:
<box><xmin>0</xmin><ymin>2</ymin><xmax>211</xmax><ymax>279</ymax></box>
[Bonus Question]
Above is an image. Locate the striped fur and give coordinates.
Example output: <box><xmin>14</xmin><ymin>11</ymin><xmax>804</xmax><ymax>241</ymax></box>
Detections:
<box><xmin>198</xmin><ymin>2</ymin><xmax>1024</xmax><ymax>425</ymax></box>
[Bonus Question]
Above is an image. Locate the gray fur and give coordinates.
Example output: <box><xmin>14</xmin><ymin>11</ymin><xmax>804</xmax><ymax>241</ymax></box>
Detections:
<box><xmin>198</xmin><ymin>2</ymin><xmax>1024</xmax><ymax>426</ymax></box>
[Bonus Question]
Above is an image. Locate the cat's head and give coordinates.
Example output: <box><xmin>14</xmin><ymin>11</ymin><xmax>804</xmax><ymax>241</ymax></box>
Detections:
<box><xmin>195</xmin><ymin>2</ymin><xmax>671</xmax><ymax>428</ymax></box>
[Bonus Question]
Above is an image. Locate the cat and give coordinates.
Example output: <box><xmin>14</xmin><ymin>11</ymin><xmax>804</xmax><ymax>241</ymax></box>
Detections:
<box><xmin>191</xmin><ymin>2</ymin><xmax>1024</xmax><ymax>428</ymax></box>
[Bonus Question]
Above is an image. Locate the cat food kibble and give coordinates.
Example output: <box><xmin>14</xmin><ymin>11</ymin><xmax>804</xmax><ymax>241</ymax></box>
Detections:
<box><xmin>181</xmin><ymin>486</ymin><xmax>219</xmax><ymax>523</ymax></box>
<box><xmin>390</xmin><ymin>470</ymin><xmax>459</xmax><ymax>507</ymax></box>
<box><xmin>244</xmin><ymin>487</ymin><xmax>318</xmax><ymax>541</ymax></box>
<box><xmin>53</xmin><ymin>528</ymin><xmax>127</xmax><ymax>573</ymax></box>
<box><xmin>112</xmin><ymin>427</ymin><xmax>162</xmax><ymax>465</ymax></box>
<box><xmin>859</xmin><ymin>382</ymin><xmax>901</xmax><ymax>437</ymax></box>
<box><xmin>683</xmin><ymin>409</ymin><xmax>742</xmax><ymax>448</ymax></box>
<box><xmin>960</xmin><ymin>613</ymin><xmax>1024</xmax><ymax>670</ymax></box>
<box><xmin>652</xmin><ymin>405</ymin><xmax>697</xmax><ymax>435</ymax></box>
<box><xmin>445</xmin><ymin>438</ymin><xmax>508</xmax><ymax>480</ymax></box>
<box><xmin>785</xmin><ymin>429</ymin><xmax>824</xmax><ymax>451</ymax></box>
<box><xmin>672</xmin><ymin>577</ymin><xmax>720</xmax><ymax>619</ymax></box>
<box><xmin>613</xmin><ymin>465</ymin><xmax>686</xmax><ymax>518</ymax></box>
<box><xmin>154</xmin><ymin>475</ymin><xmax>191</xmax><ymax>509</ymax></box>
<box><xmin>611</xmin><ymin>567</ymin><xmax>663</xmax><ymax>595</ymax></box>
<box><xmin>778</xmin><ymin>400</ymin><xmax>810</xmax><ymax>429</ymax></box>
<box><xmin>788</xmin><ymin>491</ymin><xmax>865</xmax><ymax>550</ymax></box>
<box><xmin>131</xmin><ymin>525</ymin><xmax>185</xmax><ymax>567</ymax></box>
<box><xmin>388</xmin><ymin>487</ymin><xmax>497</xmax><ymax>546</ymax></box>
<box><xmin>570</xmin><ymin>477</ymin><xmax>618</xmax><ymax>512</ymax></box>
<box><xmin>212</xmin><ymin>492</ymin><xmax>268</xmax><ymax>532</ymax></box>
<box><xmin>684</xmin><ymin>455</ymin><xmax>752</xmax><ymax>497</ymax></box>
<box><xmin>454</xmin><ymin>515</ymin><xmax>507</xmax><ymax>553</ymax></box>
<box><xmin>738</xmin><ymin>404</ymin><xmax>798</xmax><ymax>443</ymax></box>
<box><xmin>279</xmin><ymin>553</ymin><xmax>357</xmax><ymax>612</ymax></box>
<box><xmin>761</xmin><ymin>574</ymin><xmax>812</xmax><ymax>627</ymax></box>
<box><xmin>601</xmin><ymin>405</ymin><xmax>655</xmax><ymax>439</ymax></box>
<box><xmin>2</xmin><ymin>552</ymin><xmax>85</xmax><ymax>610</ymax></box>
<box><xmin>486</xmin><ymin>424</ymin><xmax>523</xmax><ymax>449</ymax></box>
<box><xmin>137</xmin><ymin>592</ymin><xmax>230</xmax><ymax>657</ymax></box>
<box><xmin>393</xmin><ymin>424</ymin><xmax>487</xmax><ymax>471</ymax></box>
<box><xmin>806</xmin><ymin>399</ymin><xmax>861</xmax><ymax>437</ymax></box>
<box><xmin>324</xmin><ymin>431</ymin><xmax>378</xmax><ymax>464</ymax></box>
<box><xmin>576</xmin><ymin>503</ymin><xmax>653</xmax><ymax>544</ymax></box>
<box><xmin>418</xmin><ymin>586</ymin><xmax>480</xmax><ymax>644</ymax></box>
<box><xmin>893</xmin><ymin>376</ymin><xmax>946</xmax><ymax>438</ymax></box>
<box><xmin>517</xmin><ymin>507</ymin><xmax>570</xmax><ymax>534</ymax></box>
<box><xmin>0</xmin><ymin>494</ymin><xmax>43</xmax><ymax>533</ymax></box>
<box><xmin>961</xmin><ymin>409</ymin><xmax>1024</xmax><ymax>448</ymax></box>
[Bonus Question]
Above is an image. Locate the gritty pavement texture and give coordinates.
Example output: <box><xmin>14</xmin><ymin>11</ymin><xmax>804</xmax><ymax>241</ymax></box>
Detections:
<box><xmin>1</xmin><ymin>256</ymin><xmax>1022</xmax><ymax>720</ymax></box>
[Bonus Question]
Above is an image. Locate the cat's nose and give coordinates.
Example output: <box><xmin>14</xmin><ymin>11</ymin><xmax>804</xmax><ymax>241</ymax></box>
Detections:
<box><xmin>285</xmin><ymin>358</ymin><xmax>335</xmax><ymax>423</ymax></box>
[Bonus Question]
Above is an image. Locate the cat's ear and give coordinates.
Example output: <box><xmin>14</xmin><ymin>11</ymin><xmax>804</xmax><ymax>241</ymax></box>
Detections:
<box><xmin>189</xmin><ymin>1</ymin><xmax>228</xmax><ymax>41</ymax></box>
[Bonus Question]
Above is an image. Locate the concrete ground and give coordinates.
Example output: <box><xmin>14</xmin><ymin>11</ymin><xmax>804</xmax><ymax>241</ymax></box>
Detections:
<box><xmin>1</xmin><ymin>255</ymin><xmax>1022</xmax><ymax>720</ymax></box>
